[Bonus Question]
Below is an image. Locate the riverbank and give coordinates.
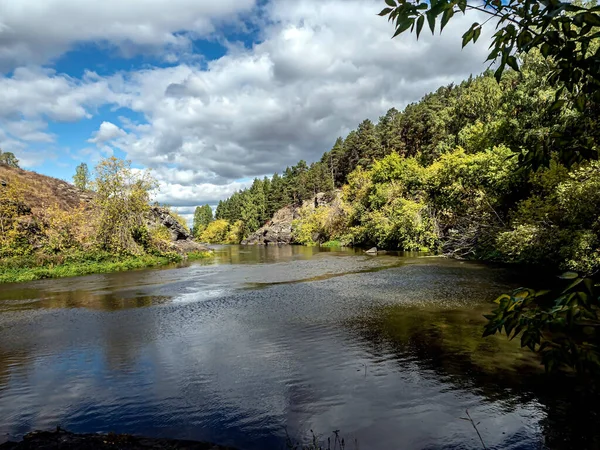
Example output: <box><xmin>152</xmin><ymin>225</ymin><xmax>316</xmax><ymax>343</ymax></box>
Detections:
<box><xmin>0</xmin><ymin>428</ymin><xmax>235</xmax><ymax>449</ymax></box>
<box><xmin>0</xmin><ymin>251</ymin><xmax>212</xmax><ymax>284</ymax></box>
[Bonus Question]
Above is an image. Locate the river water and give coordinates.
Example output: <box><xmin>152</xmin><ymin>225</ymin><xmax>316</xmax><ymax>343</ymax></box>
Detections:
<box><xmin>0</xmin><ymin>246</ymin><xmax>597</xmax><ymax>449</ymax></box>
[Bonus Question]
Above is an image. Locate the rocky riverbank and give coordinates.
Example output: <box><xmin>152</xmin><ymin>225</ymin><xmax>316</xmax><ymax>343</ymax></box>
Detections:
<box><xmin>0</xmin><ymin>429</ymin><xmax>235</xmax><ymax>450</ymax></box>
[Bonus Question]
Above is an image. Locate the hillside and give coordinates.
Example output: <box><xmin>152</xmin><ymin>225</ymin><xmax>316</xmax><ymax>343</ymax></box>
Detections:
<box><xmin>205</xmin><ymin>55</ymin><xmax>600</xmax><ymax>275</ymax></box>
<box><xmin>0</xmin><ymin>161</ymin><xmax>210</xmax><ymax>283</ymax></box>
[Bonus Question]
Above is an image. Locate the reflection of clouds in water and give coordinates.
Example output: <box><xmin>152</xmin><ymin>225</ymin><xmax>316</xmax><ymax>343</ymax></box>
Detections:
<box><xmin>169</xmin><ymin>289</ymin><xmax>229</xmax><ymax>304</ymax></box>
<box><xmin>0</xmin><ymin>249</ymin><xmax>581</xmax><ymax>449</ymax></box>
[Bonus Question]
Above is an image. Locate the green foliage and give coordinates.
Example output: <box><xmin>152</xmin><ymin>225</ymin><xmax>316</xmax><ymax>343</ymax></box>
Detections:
<box><xmin>0</xmin><ymin>149</ymin><xmax>19</xmax><ymax>168</ymax></box>
<box><xmin>0</xmin><ymin>178</ymin><xmax>30</xmax><ymax>258</ymax></box>
<box><xmin>380</xmin><ymin>0</ymin><xmax>600</xmax><ymax>168</ymax></box>
<box><xmin>484</xmin><ymin>273</ymin><xmax>600</xmax><ymax>373</ymax></box>
<box><xmin>92</xmin><ymin>157</ymin><xmax>158</xmax><ymax>255</ymax></box>
<box><xmin>73</xmin><ymin>163</ymin><xmax>90</xmax><ymax>190</ymax></box>
<box><xmin>0</xmin><ymin>252</ymin><xmax>181</xmax><ymax>284</ymax></box>
<box><xmin>193</xmin><ymin>204</ymin><xmax>213</xmax><ymax>237</ymax></box>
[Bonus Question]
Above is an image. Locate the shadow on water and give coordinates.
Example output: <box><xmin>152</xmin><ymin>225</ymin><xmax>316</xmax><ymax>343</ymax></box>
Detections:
<box><xmin>0</xmin><ymin>246</ymin><xmax>599</xmax><ymax>449</ymax></box>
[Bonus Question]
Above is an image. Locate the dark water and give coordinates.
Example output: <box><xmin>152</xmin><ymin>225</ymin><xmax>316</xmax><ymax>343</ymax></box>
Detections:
<box><xmin>0</xmin><ymin>246</ymin><xmax>598</xmax><ymax>449</ymax></box>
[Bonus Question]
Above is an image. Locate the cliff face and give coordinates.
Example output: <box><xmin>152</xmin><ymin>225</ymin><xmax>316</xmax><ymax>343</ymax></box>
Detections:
<box><xmin>241</xmin><ymin>192</ymin><xmax>334</xmax><ymax>245</ymax></box>
<box><xmin>0</xmin><ymin>164</ymin><xmax>208</xmax><ymax>254</ymax></box>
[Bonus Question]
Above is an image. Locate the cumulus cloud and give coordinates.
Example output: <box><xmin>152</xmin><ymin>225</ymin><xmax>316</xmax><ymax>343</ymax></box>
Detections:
<box><xmin>0</xmin><ymin>0</ymin><xmax>257</xmax><ymax>71</ymax></box>
<box><xmin>3</xmin><ymin>0</ymin><xmax>496</xmax><ymax>211</ymax></box>
<box><xmin>88</xmin><ymin>121</ymin><xmax>127</xmax><ymax>145</ymax></box>
<box><xmin>103</xmin><ymin>0</ymin><xmax>493</xmax><ymax>188</ymax></box>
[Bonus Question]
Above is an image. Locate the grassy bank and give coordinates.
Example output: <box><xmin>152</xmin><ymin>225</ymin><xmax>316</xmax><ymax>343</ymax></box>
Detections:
<box><xmin>0</xmin><ymin>251</ymin><xmax>212</xmax><ymax>284</ymax></box>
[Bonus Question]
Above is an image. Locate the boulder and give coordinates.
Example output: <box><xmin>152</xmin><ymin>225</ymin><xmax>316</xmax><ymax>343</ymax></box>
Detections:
<box><xmin>365</xmin><ymin>247</ymin><xmax>378</xmax><ymax>254</ymax></box>
<box><xmin>242</xmin><ymin>205</ymin><xmax>297</xmax><ymax>245</ymax></box>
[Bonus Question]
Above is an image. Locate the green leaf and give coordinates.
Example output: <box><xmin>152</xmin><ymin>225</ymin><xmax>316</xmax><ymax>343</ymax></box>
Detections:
<box><xmin>473</xmin><ymin>26</ymin><xmax>481</xmax><ymax>43</ymax></box>
<box><xmin>416</xmin><ymin>15</ymin><xmax>425</xmax><ymax>39</ymax></box>
<box><xmin>550</xmin><ymin>99</ymin><xmax>566</xmax><ymax>111</ymax></box>
<box><xmin>426</xmin><ymin>10</ymin><xmax>437</xmax><ymax>34</ymax></box>
<box><xmin>575</xmin><ymin>94</ymin><xmax>586</xmax><ymax>112</ymax></box>
<box><xmin>540</xmin><ymin>42</ymin><xmax>551</xmax><ymax>57</ymax></box>
<box><xmin>385</xmin><ymin>0</ymin><xmax>397</xmax><ymax>7</ymax></box>
<box><xmin>462</xmin><ymin>29</ymin><xmax>474</xmax><ymax>47</ymax></box>
<box><xmin>440</xmin><ymin>7</ymin><xmax>454</xmax><ymax>31</ymax></box>
<box><xmin>583</xmin><ymin>12</ymin><xmax>600</xmax><ymax>27</ymax></box>
<box><xmin>559</xmin><ymin>271</ymin><xmax>579</xmax><ymax>280</ymax></box>
<box><xmin>378</xmin><ymin>7</ymin><xmax>393</xmax><ymax>16</ymax></box>
<box><xmin>507</xmin><ymin>55</ymin><xmax>519</xmax><ymax>71</ymax></box>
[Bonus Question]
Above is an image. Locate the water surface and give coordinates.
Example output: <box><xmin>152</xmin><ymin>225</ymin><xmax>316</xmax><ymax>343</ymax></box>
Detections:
<box><xmin>0</xmin><ymin>246</ymin><xmax>597</xmax><ymax>449</ymax></box>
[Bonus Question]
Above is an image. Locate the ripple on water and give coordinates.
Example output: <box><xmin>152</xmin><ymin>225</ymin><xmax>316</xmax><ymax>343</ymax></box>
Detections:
<box><xmin>0</xmin><ymin>247</ymin><xmax>595</xmax><ymax>449</ymax></box>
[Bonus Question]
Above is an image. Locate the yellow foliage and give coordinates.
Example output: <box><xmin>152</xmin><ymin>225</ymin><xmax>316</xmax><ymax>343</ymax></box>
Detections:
<box><xmin>199</xmin><ymin>219</ymin><xmax>231</xmax><ymax>243</ymax></box>
<box><xmin>0</xmin><ymin>178</ymin><xmax>30</xmax><ymax>257</ymax></box>
<box><xmin>91</xmin><ymin>157</ymin><xmax>158</xmax><ymax>255</ymax></box>
<box><xmin>41</xmin><ymin>203</ymin><xmax>90</xmax><ymax>253</ymax></box>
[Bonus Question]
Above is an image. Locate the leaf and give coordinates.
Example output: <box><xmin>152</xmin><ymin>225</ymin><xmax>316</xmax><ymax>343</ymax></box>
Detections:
<box><xmin>385</xmin><ymin>0</ymin><xmax>397</xmax><ymax>6</ymax></box>
<box><xmin>426</xmin><ymin>10</ymin><xmax>437</xmax><ymax>34</ymax></box>
<box><xmin>378</xmin><ymin>7</ymin><xmax>393</xmax><ymax>16</ymax></box>
<box><xmin>559</xmin><ymin>271</ymin><xmax>579</xmax><ymax>280</ymax></box>
<box><xmin>540</xmin><ymin>42</ymin><xmax>551</xmax><ymax>57</ymax></box>
<box><xmin>507</xmin><ymin>55</ymin><xmax>519</xmax><ymax>71</ymax></box>
<box><xmin>473</xmin><ymin>26</ymin><xmax>481</xmax><ymax>43</ymax></box>
<box><xmin>440</xmin><ymin>7</ymin><xmax>454</xmax><ymax>31</ymax></box>
<box><xmin>462</xmin><ymin>29</ymin><xmax>474</xmax><ymax>47</ymax></box>
<box><xmin>416</xmin><ymin>15</ymin><xmax>425</xmax><ymax>39</ymax></box>
<box><xmin>583</xmin><ymin>12</ymin><xmax>600</xmax><ymax>27</ymax></box>
<box><xmin>550</xmin><ymin>99</ymin><xmax>566</xmax><ymax>111</ymax></box>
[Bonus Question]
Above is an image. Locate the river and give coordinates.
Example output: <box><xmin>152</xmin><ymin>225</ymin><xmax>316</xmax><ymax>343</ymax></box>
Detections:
<box><xmin>0</xmin><ymin>246</ymin><xmax>597</xmax><ymax>449</ymax></box>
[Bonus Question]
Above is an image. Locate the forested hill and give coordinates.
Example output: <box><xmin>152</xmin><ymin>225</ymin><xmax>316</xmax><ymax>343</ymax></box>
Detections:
<box><xmin>197</xmin><ymin>51</ymin><xmax>600</xmax><ymax>274</ymax></box>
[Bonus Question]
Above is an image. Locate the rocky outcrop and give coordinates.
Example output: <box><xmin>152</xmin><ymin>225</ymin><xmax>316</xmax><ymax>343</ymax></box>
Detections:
<box><xmin>241</xmin><ymin>204</ymin><xmax>298</xmax><ymax>245</ymax></box>
<box><xmin>0</xmin><ymin>164</ymin><xmax>210</xmax><ymax>256</ymax></box>
<box><xmin>241</xmin><ymin>192</ymin><xmax>338</xmax><ymax>245</ymax></box>
<box><xmin>149</xmin><ymin>206</ymin><xmax>211</xmax><ymax>254</ymax></box>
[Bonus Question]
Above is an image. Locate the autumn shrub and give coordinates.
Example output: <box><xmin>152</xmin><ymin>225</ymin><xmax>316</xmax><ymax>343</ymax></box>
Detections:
<box><xmin>199</xmin><ymin>219</ymin><xmax>230</xmax><ymax>243</ymax></box>
<box><xmin>0</xmin><ymin>178</ymin><xmax>31</xmax><ymax>257</ymax></box>
<box><xmin>40</xmin><ymin>203</ymin><xmax>90</xmax><ymax>253</ymax></box>
<box><xmin>92</xmin><ymin>157</ymin><xmax>158</xmax><ymax>255</ymax></box>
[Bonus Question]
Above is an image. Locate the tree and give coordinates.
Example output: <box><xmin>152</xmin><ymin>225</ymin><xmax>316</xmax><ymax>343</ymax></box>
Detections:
<box><xmin>380</xmin><ymin>0</ymin><xmax>600</xmax><ymax>373</ymax></box>
<box><xmin>92</xmin><ymin>157</ymin><xmax>157</xmax><ymax>254</ymax></box>
<box><xmin>73</xmin><ymin>163</ymin><xmax>90</xmax><ymax>190</ymax></box>
<box><xmin>380</xmin><ymin>0</ymin><xmax>600</xmax><ymax>167</ymax></box>
<box><xmin>0</xmin><ymin>149</ymin><xmax>19</xmax><ymax>168</ymax></box>
<box><xmin>193</xmin><ymin>204</ymin><xmax>213</xmax><ymax>238</ymax></box>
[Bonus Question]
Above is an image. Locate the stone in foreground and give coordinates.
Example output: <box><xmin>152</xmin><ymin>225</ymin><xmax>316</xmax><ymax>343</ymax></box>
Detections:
<box><xmin>0</xmin><ymin>429</ymin><xmax>235</xmax><ymax>450</ymax></box>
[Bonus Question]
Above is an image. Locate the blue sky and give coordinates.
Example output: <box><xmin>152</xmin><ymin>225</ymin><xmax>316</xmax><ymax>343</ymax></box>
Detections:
<box><xmin>0</xmin><ymin>0</ymin><xmax>491</xmax><ymax>222</ymax></box>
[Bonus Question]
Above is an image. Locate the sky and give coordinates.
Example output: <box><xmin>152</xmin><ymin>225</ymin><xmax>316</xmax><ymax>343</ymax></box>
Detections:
<box><xmin>0</xmin><ymin>0</ymin><xmax>493</xmax><ymax>224</ymax></box>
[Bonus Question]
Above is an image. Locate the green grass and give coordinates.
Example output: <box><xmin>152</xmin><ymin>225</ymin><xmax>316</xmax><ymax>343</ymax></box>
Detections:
<box><xmin>0</xmin><ymin>250</ymin><xmax>213</xmax><ymax>284</ymax></box>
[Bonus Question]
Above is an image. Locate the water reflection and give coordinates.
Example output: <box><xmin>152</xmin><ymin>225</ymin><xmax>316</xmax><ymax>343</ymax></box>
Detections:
<box><xmin>0</xmin><ymin>246</ymin><xmax>597</xmax><ymax>449</ymax></box>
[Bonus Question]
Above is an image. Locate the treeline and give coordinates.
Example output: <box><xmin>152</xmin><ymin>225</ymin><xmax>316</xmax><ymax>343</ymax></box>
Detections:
<box><xmin>204</xmin><ymin>50</ymin><xmax>600</xmax><ymax>274</ymax></box>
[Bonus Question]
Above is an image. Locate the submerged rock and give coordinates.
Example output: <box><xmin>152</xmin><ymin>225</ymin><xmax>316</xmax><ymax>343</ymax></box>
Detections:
<box><xmin>0</xmin><ymin>429</ymin><xmax>235</xmax><ymax>450</ymax></box>
<box><xmin>365</xmin><ymin>247</ymin><xmax>378</xmax><ymax>254</ymax></box>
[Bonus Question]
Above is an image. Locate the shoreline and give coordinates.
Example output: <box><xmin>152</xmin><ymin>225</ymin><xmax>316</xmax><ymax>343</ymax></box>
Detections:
<box><xmin>0</xmin><ymin>428</ymin><xmax>235</xmax><ymax>450</ymax></box>
<box><xmin>0</xmin><ymin>251</ymin><xmax>212</xmax><ymax>285</ymax></box>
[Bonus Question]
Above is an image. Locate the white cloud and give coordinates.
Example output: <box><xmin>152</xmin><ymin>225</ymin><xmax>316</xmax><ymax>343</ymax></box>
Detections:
<box><xmin>88</xmin><ymin>121</ymin><xmax>127</xmax><ymax>144</ymax></box>
<box><xmin>2</xmin><ymin>0</ymin><xmax>497</xmax><ymax>212</ymax></box>
<box><xmin>0</xmin><ymin>0</ymin><xmax>257</xmax><ymax>71</ymax></box>
<box><xmin>103</xmin><ymin>0</ymin><xmax>493</xmax><ymax>188</ymax></box>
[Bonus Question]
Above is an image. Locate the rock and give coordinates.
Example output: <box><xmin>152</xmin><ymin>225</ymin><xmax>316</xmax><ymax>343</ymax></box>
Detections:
<box><xmin>365</xmin><ymin>247</ymin><xmax>378</xmax><ymax>254</ymax></box>
<box><xmin>0</xmin><ymin>428</ymin><xmax>236</xmax><ymax>449</ymax></box>
<box><xmin>242</xmin><ymin>191</ymin><xmax>341</xmax><ymax>246</ymax></box>
<box><xmin>242</xmin><ymin>205</ymin><xmax>297</xmax><ymax>245</ymax></box>
<box><xmin>148</xmin><ymin>206</ymin><xmax>211</xmax><ymax>255</ymax></box>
